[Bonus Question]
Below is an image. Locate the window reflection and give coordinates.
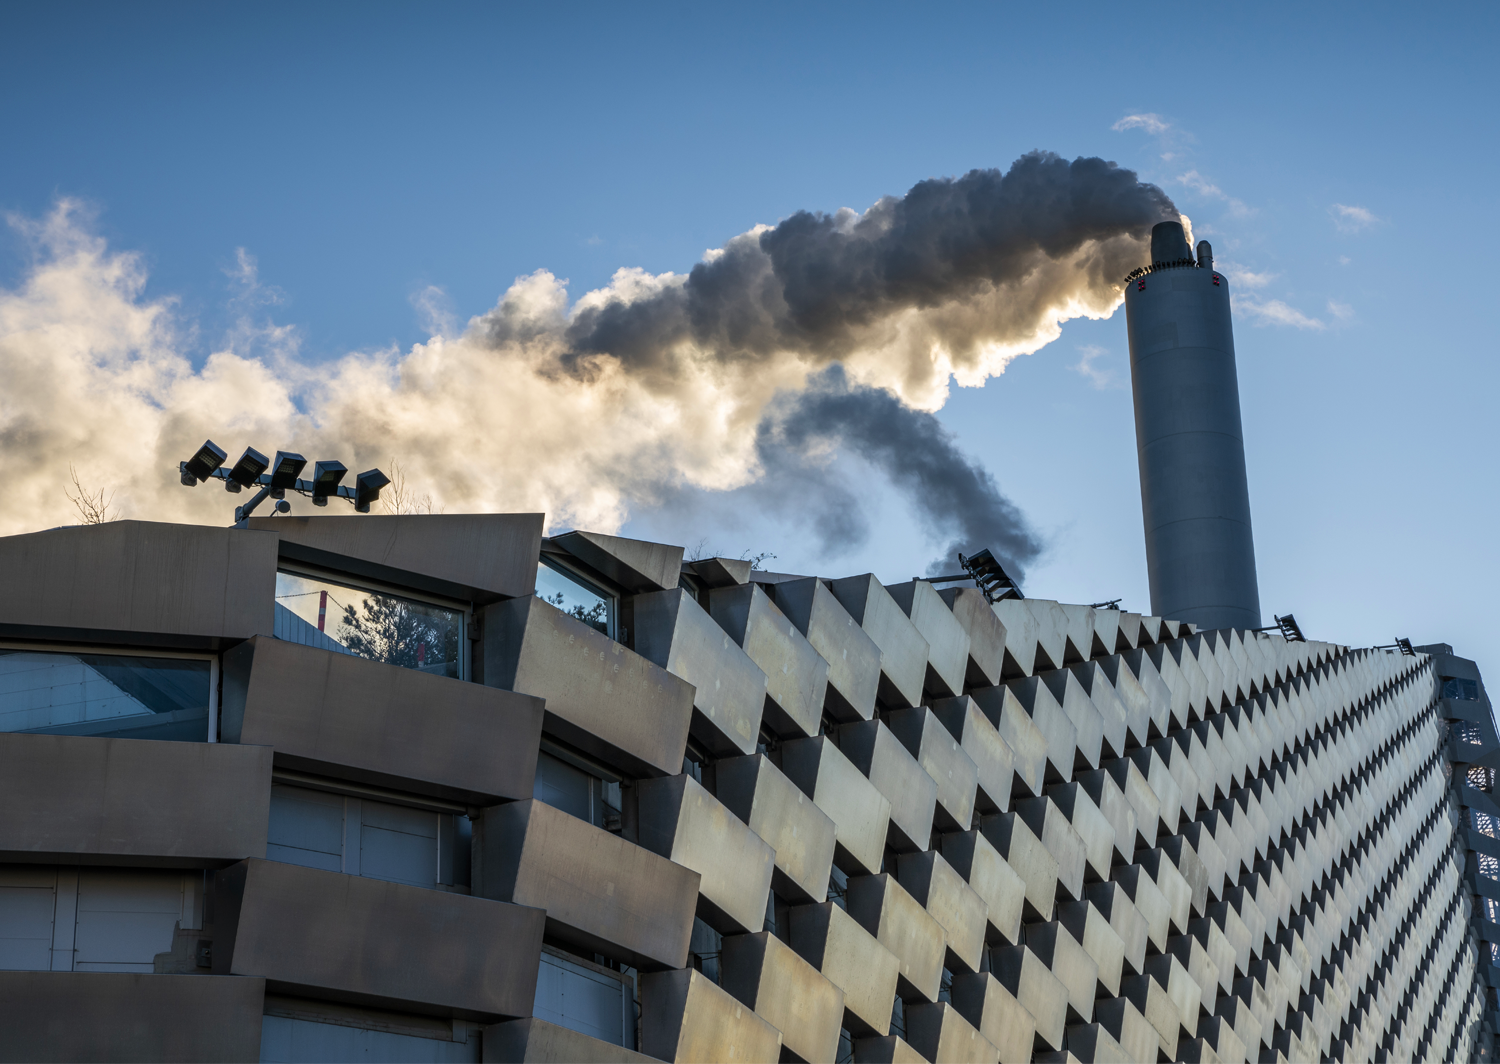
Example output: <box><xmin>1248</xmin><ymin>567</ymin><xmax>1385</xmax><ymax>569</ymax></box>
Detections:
<box><xmin>536</xmin><ymin>560</ymin><xmax>613</xmax><ymax>637</ymax></box>
<box><xmin>0</xmin><ymin>649</ymin><xmax>211</xmax><ymax>741</ymax></box>
<box><xmin>275</xmin><ymin>571</ymin><xmax>464</xmax><ymax>679</ymax></box>
<box><xmin>1443</xmin><ymin>677</ymin><xmax>1481</xmax><ymax>701</ymax></box>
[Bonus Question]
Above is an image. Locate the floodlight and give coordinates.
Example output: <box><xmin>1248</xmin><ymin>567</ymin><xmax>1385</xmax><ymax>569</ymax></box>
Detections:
<box><xmin>268</xmin><ymin>451</ymin><xmax>306</xmax><ymax>491</ymax></box>
<box><xmin>226</xmin><ymin>447</ymin><xmax>270</xmax><ymax>491</ymax></box>
<box><xmin>182</xmin><ymin>440</ymin><xmax>227</xmax><ymax>483</ymax></box>
<box><xmin>354</xmin><ymin>469</ymin><xmax>391</xmax><ymax>513</ymax></box>
<box><xmin>311</xmin><ymin>460</ymin><xmax>347</xmax><ymax>506</ymax></box>
<box><xmin>959</xmin><ymin>548</ymin><xmax>1024</xmax><ymax>603</ymax></box>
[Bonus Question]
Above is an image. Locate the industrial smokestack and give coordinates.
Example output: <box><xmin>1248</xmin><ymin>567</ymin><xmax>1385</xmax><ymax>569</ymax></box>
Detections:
<box><xmin>1124</xmin><ymin>221</ymin><xmax>1261</xmax><ymax>631</ymax></box>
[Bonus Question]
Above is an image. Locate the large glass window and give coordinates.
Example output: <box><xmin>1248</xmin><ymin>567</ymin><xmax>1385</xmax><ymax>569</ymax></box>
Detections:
<box><xmin>1444</xmin><ymin>677</ymin><xmax>1481</xmax><ymax>701</ymax></box>
<box><xmin>536</xmin><ymin>559</ymin><xmax>614</xmax><ymax>638</ymax></box>
<box><xmin>275</xmin><ymin>570</ymin><xmax>466</xmax><ymax>679</ymax></box>
<box><xmin>0</xmin><ymin>648</ymin><xmax>213</xmax><ymax>742</ymax></box>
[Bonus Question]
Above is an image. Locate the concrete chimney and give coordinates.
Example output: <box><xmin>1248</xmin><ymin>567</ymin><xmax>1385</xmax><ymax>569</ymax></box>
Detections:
<box><xmin>1124</xmin><ymin>221</ymin><xmax>1261</xmax><ymax>631</ymax></box>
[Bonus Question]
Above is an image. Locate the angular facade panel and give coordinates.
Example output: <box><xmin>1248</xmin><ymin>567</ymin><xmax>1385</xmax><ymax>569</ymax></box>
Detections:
<box><xmin>4</xmin><ymin>518</ymin><xmax>1495</xmax><ymax>1064</ymax></box>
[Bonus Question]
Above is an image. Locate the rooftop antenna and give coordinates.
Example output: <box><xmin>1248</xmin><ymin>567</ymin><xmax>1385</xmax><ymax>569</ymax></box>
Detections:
<box><xmin>1088</xmin><ymin>598</ymin><xmax>1123</xmax><ymax>611</ymax></box>
<box><xmin>1373</xmin><ymin>637</ymin><xmax>1416</xmax><ymax>657</ymax></box>
<box><xmin>178</xmin><ymin>440</ymin><xmax>390</xmax><ymax>525</ymax></box>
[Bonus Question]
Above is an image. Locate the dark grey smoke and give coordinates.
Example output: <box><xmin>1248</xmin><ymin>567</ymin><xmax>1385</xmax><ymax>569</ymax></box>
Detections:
<box><xmin>480</xmin><ymin>151</ymin><xmax>1174</xmax><ymax>575</ymax></box>
<box><xmin>489</xmin><ymin>151</ymin><xmax>1177</xmax><ymax>373</ymax></box>
<box><xmin>759</xmin><ymin>368</ymin><xmax>1044</xmax><ymax>581</ymax></box>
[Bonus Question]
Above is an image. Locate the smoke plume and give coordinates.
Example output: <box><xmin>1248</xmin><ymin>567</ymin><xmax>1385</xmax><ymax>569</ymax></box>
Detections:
<box><xmin>0</xmin><ymin>152</ymin><xmax>1177</xmax><ymax>579</ymax></box>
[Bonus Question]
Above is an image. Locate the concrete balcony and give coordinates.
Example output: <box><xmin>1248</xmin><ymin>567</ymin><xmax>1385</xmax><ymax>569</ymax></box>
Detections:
<box><xmin>636</xmin><ymin>774</ymin><xmax>776</xmax><ymax>934</ymax></box>
<box><xmin>837</xmin><ymin>720</ymin><xmax>938</xmax><ymax>854</ymax></box>
<box><xmin>249</xmin><ymin>513</ymin><xmax>545</xmax><ymax>604</ymax></box>
<box><xmin>708</xmin><ymin>583</ymin><xmax>828</xmax><ymax>739</ymax></box>
<box><xmin>0</xmin><ymin>521</ymin><xmax>276</xmax><ymax>649</ymax></box>
<box><xmin>721</xmin><ymin>931</ymin><xmax>845</xmax><ymax>1064</ymax></box>
<box><xmin>772</xmin><ymin>575</ymin><xmax>881</xmax><ymax>724</ymax></box>
<box><xmin>788</xmin><ymin>901</ymin><xmax>901</xmax><ymax>1037</ymax></box>
<box><xmin>845</xmin><ymin>873</ymin><xmax>945</xmax><ymax>1003</ymax></box>
<box><xmin>715</xmin><ymin>753</ymin><xmax>837</xmax><ymax>904</ymax></box>
<box><xmin>484</xmin><ymin>595</ymin><xmax>694</xmax><ymax>778</ymax></box>
<box><xmin>481</xmin><ymin>1018</ymin><xmax>656</xmax><ymax>1063</ymax></box>
<box><xmin>632</xmin><ymin>588</ymin><xmax>767</xmax><ymax>757</ymax></box>
<box><xmin>640</xmin><ymin>968</ymin><xmax>782</xmax><ymax>1063</ymax></box>
<box><xmin>776</xmin><ymin>736</ymin><xmax>892</xmax><ymax>877</ymax></box>
<box><xmin>936</xmin><ymin>586</ymin><xmax>1007</xmax><ymax>689</ymax></box>
<box><xmin>884</xmin><ymin>580</ymin><xmax>971</xmax><ymax>699</ymax></box>
<box><xmin>0</xmin><ymin>972</ymin><xmax>264</xmax><ymax>1062</ymax></box>
<box><xmin>884</xmin><ymin>706</ymin><xmax>979</xmax><ymax>832</ymax></box>
<box><xmin>928</xmin><ymin>695</ymin><xmax>1014</xmax><ymax>815</ymax></box>
<box><xmin>0</xmin><ymin>732</ymin><xmax>271</xmax><ymax>866</ymax></box>
<box><xmin>213</xmin><ymin>857</ymin><xmax>543</xmax><ymax>1019</ymax></box>
<box><xmin>828</xmin><ymin>575</ymin><xmax>929</xmax><ymax>709</ymax></box>
<box><xmin>477</xmin><ymin>798</ymin><xmax>698</xmax><ymax>971</ymax></box>
<box><xmin>222</xmin><ymin>636</ymin><xmax>543</xmax><ymax>804</ymax></box>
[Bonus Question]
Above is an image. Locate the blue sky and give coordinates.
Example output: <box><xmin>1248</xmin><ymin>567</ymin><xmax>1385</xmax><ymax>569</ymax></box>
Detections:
<box><xmin>2</xmin><ymin>2</ymin><xmax>1496</xmax><ymax>670</ymax></box>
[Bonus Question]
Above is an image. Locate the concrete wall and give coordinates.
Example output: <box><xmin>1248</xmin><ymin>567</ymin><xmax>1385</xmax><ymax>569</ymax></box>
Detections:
<box><xmin>0</xmin><ymin>521</ymin><xmax>277</xmax><ymax>647</ymax></box>
<box><xmin>0</xmin><ymin>732</ymin><xmax>271</xmax><ymax>866</ymax></box>
<box><xmin>222</xmin><ymin>636</ymin><xmax>543</xmax><ymax>803</ymax></box>
<box><xmin>0</xmin><ymin>972</ymin><xmax>266</xmax><ymax>1063</ymax></box>
<box><xmin>213</xmin><ymin>857</ymin><xmax>544</xmax><ymax>1020</ymax></box>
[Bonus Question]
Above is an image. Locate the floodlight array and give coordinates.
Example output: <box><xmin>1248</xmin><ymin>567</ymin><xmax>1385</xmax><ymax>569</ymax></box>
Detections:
<box><xmin>178</xmin><ymin>440</ymin><xmax>390</xmax><ymax>523</ymax></box>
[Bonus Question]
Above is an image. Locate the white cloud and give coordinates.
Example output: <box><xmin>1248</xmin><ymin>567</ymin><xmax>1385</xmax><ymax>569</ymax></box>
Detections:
<box><xmin>1070</xmin><ymin>344</ymin><xmax>1124</xmax><ymax>390</ymax></box>
<box><xmin>0</xmin><ymin>199</ymin><xmax>1144</xmax><ymax>538</ymax></box>
<box><xmin>1330</xmin><ymin>204</ymin><xmax>1379</xmax><ymax>233</ymax></box>
<box><xmin>1327</xmin><ymin>300</ymin><xmax>1355</xmax><ymax>322</ymax></box>
<box><xmin>1215</xmin><ymin>261</ymin><xmax>1276</xmax><ymax>289</ymax></box>
<box><xmin>1176</xmin><ymin>171</ymin><xmax>1251</xmax><ymax>217</ymax></box>
<box><xmin>1338</xmin><ymin>256</ymin><xmax>1351</xmax><ymax>265</ymax></box>
<box><xmin>1112</xmin><ymin>113</ymin><xmax>1170</xmax><ymax>135</ymax></box>
<box><xmin>1234</xmin><ymin>296</ymin><xmax>1325</xmax><ymax>330</ymax></box>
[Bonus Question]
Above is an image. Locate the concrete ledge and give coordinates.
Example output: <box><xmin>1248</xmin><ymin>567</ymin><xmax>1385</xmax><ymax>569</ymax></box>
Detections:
<box><xmin>0</xmin><ymin>733</ymin><xmax>271</xmax><ymax>867</ymax></box>
<box><xmin>0</xmin><ymin>971</ymin><xmax>265</xmax><ymax>1063</ymax></box>
<box><xmin>214</xmin><ymin>857</ymin><xmax>543</xmax><ymax>1019</ymax></box>
<box><xmin>640</xmin><ymin>968</ymin><xmax>782</xmax><ymax>1063</ymax></box>
<box><xmin>0</xmin><ymin>522</ymin><xmax>276</xmax><ymax>649</ymax></box>
<box><xmin>482</xmin><ymin>1017</ymin><xmax>657</xmax><ymax>1063</ymax></box>
<box><xmin>251</xmin><ymin>513</ymin><xmax>543</xmax><ymax>604</ymax></box>
<box><xmin>223</xmin><ymin>636</ymin><xmax>543</xmax><ymax>804</ymax></box>
<box><xmin>484</xmin><ymin>596</ymin><xmax>694</xmax><ymax>778</ymax></box>
<box><xmin>478</xmin><ymin>799</ymin><xmax>698</xmax><ymax>971</ymax></box>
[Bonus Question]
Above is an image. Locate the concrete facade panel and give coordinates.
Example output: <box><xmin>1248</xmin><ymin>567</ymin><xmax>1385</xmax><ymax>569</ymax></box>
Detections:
<box><xmin>252</xmin><ymin>513</ymin><xmax>544</xmax><ymax>603</ymax></box>
<box><xmin>636</xmin><ymin>774</ymin><xmax>776</xmax><ymax>935</ymax></box>
<box><xmin>715</xmin><ymin>753</ymin><xmax>836</xmax><ymax>904</ymax></box>
<box><xmin>214</xmin><ymin>857</ymin><xmax>543</xmax><ymax>1019</ymax></box>
<box><xmin>708</xmin><ymin>583</ymin><xmax>829</xmax><ymax>739</ymax></box>
<box><xmin>476</xmin><ymin>799</ymin><xmax>698</xmax><ymax>971</ymax></box>
<box><xmin>0</xmin><ymin>733</ymin><xmax>271</xmax><ymax>866</ymax></box>
<box><xmin>632</xmin><ymin>589</ymin><xmax>765</xmax><ymax>757</ymax></box>
<box><xmin>484</xmin><ymin>595</ymin><xmax>694</xmax><ymax>778</ymax></box>
<box><xmin>223</xmin><ymin>636</ymin><xmax>543</xmax><ymax>803</ymax></box>
<box><xmin>0</xmin><ymin>522</ymin><xmax>277</xmax><ymax>646</ymax></box>
<box><xmin>0</xmin><ymin>972</ymin><xmax>265</xmax><ymax>1063</ymax></box>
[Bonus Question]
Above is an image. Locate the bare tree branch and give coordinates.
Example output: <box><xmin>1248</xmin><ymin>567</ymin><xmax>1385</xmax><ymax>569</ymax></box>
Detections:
<box><xmin>65</xmin><ymin>464</ymin><xmax>117</xmax><ymax>524</ymax></box>
<box><xmin>382</xmin><ymin>461</ymin><xmax>438</xmax><ymax>515</ymax></box>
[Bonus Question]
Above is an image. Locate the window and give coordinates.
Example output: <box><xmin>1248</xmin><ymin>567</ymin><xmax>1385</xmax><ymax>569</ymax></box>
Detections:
<box><xmin>1480</xmin><ymin>854</ymin><xmax>1500</xmax><ymax>882</ymax></box>
<box><xmin>265</xmin><ymin>783</ymin><xmax>470</xmax><ymax>890</ymax></box>
<box><xmin>0</xmin><ymin>647</ymin><xmax>214</xmax><ymax>742</ymax></box>
<box><xmin>536</xmin><ymin>558</ymin><xmax>615</xmax><ymax>638</ymax></box>
<box><xmin>1452</xmin><ymin>721</ymin><xmax>1486</xmax><ymax>747</ymax></box>
<box><xmin>1444</xmin><ymin>678</ymin><xmax>1481</xmax><ymax>701</ymax></box>
<box><xmin>260</xmin><ymin>999</ymin><xmax>481</xmax><ymax>1064</ymax></box>
<box><xmin>533</xmin><ymin>751</ymin><xmax>621</xmax><ymax>831</ymax></box>
<box><xmin>1473</xmin><ymin>810</ymin><xmax>1500</xmax><ymax>840</ymax></box>
<box><xmin>275</xmin><ymin>570</ymin><xmax>467</xmax><ymax>680</ymax></box>
<box><xmin>534</xmin><ymin>948</ymin><xmax>634</xmax><ymax>1048</ymax></box>
<box><xmin>0</xmin><ymin>866</ymin><xmax>201</xmax><ymax>972</ymax></box>
<box><xmin>1469</xmin><ymin>766</ymin><xmax>1496</xmax><ymax>793</ymax></box>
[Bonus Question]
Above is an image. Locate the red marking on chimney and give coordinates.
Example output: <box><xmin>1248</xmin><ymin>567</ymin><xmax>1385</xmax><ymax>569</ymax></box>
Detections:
<box><xmin>317</xmin><ymin>590</ymin><xmax>327</xmax><ymax>632</ymax></box>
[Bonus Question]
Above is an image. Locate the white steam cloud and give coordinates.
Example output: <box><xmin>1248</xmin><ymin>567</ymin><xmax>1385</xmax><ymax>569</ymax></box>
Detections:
<box><xmin>0</xmin><ymin>153</ymin><xmax>1179</xmax><ymax>576</ymax></box>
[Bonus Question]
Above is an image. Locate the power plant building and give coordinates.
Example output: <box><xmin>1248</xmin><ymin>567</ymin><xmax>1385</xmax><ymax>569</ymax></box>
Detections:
<box><xmin>0</xmin><ymin>228</ymin><xmax>1495</xmax><ymax>1063</ymax></box>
